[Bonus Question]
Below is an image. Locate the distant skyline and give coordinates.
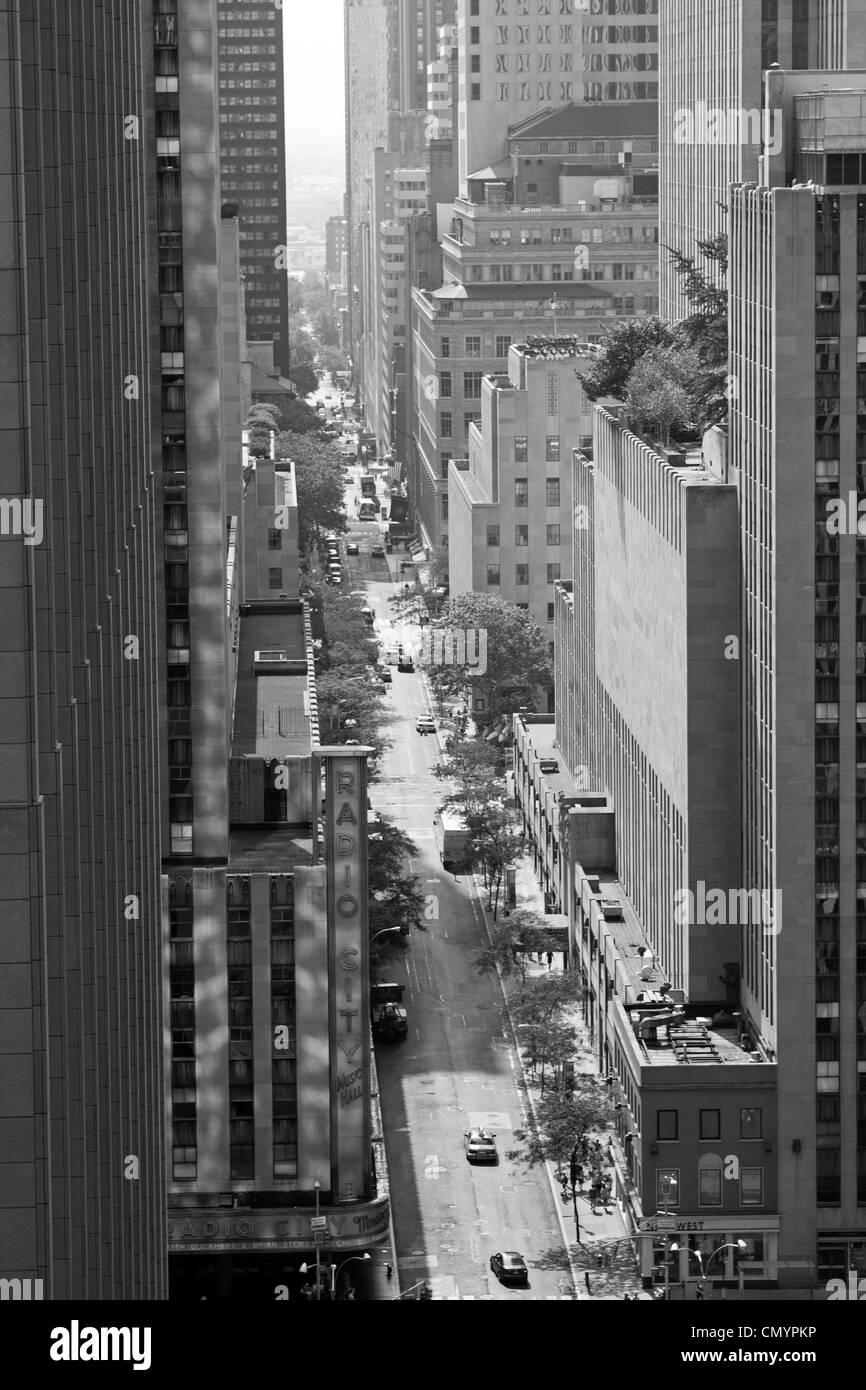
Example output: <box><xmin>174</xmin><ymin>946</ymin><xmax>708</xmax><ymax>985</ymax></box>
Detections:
<box><xmin>285</xmin><ymin>0</ymin><xmax>345</xmax><ymax>143</ymax></box>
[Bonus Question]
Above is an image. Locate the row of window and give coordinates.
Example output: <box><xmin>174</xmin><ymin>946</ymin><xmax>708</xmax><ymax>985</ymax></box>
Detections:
<box><xmin>469</xmin><ymin>79</ymin><xmax>658</xmax><ymax>100</ymax></box>
<box><xmin>656</xmin><ymin>1106</ymin><xmax>764</xmax><ymax>1142</ymax></box>
<box><xmin>486</xmin><ymin>226</ymin><xmax>658</xmax><ymax>246</ymax></box>
<box><xmin>486</xmin><ymin>563</ymin><xmax>561</xmax><ymax>585</ymax></box>
<box><xmin>657</xmin><ymin>1166</ymin><xmax>765</xmax><ymax>1208</ymax></box>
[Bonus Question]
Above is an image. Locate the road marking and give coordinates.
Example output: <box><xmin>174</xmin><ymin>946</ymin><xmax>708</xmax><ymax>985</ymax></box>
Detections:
<box><xmin>424</xmin><ymin>1155</ymin><xmax>447</xmax><ymax>1180</ymax></box>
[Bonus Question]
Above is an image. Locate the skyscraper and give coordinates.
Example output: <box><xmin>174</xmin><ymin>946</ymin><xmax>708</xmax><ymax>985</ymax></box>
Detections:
<box><xmin>658</xmin><ymin>0</ymin><xmax>866</xmax><ymax>320</ymax></box>
<box><xmin>455</xmin><ymin>0</ymin><xmax>659</xmax><ymax>198</ymax></box>
<box><xmin>217</xmin><ymin>0</ymin><xmax>290</xmax><ymax>374</ymax></box>
<box><xmin>0</xmin><ymin>0</ymin><xmax>166</xmax><ymax>1299</ymax></box>
<box><xmin>729</xmin><ymin>67</ymin><xmax>866</xmax><ymax>1283</ymax></box>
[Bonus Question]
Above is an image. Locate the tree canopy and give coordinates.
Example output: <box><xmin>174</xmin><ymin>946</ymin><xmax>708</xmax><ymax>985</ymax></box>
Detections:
<box><xmin>276</xmin><ymin>430</ymin><xmax>347</xmax><ymax>549</ymax></box>
<box><xmin>368</xmin><ymin>816</ymin><xmax>426</xmax><ymax>951</ymax></box>
<box><xmin>428</xmin><ymin>592</ymin><xmax>552</xmax><ymax>722</ymax></box>
<box><xmin>577</xmin><ymin>317</ymin><xmax>675</xmax><ymax>402</ymax></box>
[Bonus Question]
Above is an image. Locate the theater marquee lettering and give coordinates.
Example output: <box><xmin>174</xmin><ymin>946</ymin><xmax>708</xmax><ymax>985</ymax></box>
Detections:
<box><xmin>325</xmin><ymin>752</ymin><xmax>370</xmax><ymax>1201</ymax></box>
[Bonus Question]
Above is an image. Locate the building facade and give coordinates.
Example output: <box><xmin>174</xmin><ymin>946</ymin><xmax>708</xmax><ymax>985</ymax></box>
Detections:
<box><xmin>0</xmin><ymin>0</ymin><xmax>167</xmax><ymax>1299</ymax></box>
<box><xmin>217</xmin><ymin>0</ymin><xmax>290</xmax><ymax>372</ymax></box>
<box><xmin>728</xmin><ymin>71</ymin><xmax>866</xmax><ymax>1283</ymax></box>
<box><xmin>410</xmin><ymin>103</ymin><xmax>658</xmax><ymax>548</ymax></box>
<box><xmin>657</xmin><ymin>0</ymin><xmax>866</xmax><ymax>321</ymax></box>
<box><xmin>448</xmin><ymin>338</ymin><xmax>596</xmax><ymax>649</ymax></box>
<box><xmin>455</xmin><ymin>0</ymin><xmax>659</xmax><ymax>197</ymax></box>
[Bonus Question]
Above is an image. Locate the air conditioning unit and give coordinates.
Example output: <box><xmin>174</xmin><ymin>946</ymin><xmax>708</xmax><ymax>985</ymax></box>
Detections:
<box><xmin>600</xmin><ymin>899</ymin><xmax>623</xmax><ymax>921</ymax></box>
<box><xmin>539</xmin><ymin>759</ymin><xmax>559</xmax><ymax>773</ymax></box>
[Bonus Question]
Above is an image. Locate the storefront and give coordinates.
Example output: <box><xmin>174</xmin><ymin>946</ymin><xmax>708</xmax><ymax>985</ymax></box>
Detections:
<box><xmin>637</xmin><ymin>1214</ymin><xmax>780</xmax><ymax>1292</ymax></box>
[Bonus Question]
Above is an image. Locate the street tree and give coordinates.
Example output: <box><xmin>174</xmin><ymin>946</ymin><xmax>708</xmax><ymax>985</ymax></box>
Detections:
<box><xmin>435</xmin><ymin>742</ymin><xmax>503</xmax><ymax>844</ymax></box>
<box><xmin>430</xmin><ymin>592</ymin><xmax>552</xmax><ymax>723</ymax></box>
<box><xmin>473</xmin><ymin>804</ymin><xmax>523</xmax><ymax>918</ymax></box>
<box><xmin>511</xmin><ymin>970</ymin><xmax>586</xmax><ymax>1030</ymax></box>
<box><xmin>287</xmin><ymin>363</ymin><xmax>319</xmax><ymax>400</ymax></box>
<box><xmin>473</xmin><ymin>908</ymin><xmax>561</xmax><ymax>985</ymax></box>
<box><xmin>368</xmin><ymin>816</ymin><xmax>426</xmax><ymax>954</ymax></box>
<box><xmin>317</xmin><ymin>344</ymin><xmax>351</xmax><ymax>377</ymax></box>
<box><xmin>517</xmin><ymin>1016</ymin><xmax>579</xmax><ymax>1097</ymax></box>
<box><xmin>507</xmin><ymin>1085</ymin><xmax>616</xmax><ymax>1234</ymax></box>
<box><xmin>276</xmin><ymin>430</ymin><xmax>347</xmax><ymax>550</ymax></box>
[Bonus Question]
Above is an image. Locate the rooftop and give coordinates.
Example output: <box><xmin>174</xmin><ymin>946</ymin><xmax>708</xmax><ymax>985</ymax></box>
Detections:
<box><xmin>507</xmin><ymin>101</ymin><xmax>659</xmax><ymax>142</ymax></box>
<box><xmin>229</xmin><ymin>823</ymin><xmax>314</xmax><ymax>873</ymax></box>
<box><xmin>514</xmin><ymin>335</ymin><xmax>603</xmax><ymax>361</ymax></box>
<box><xmin>231</xmin><ymin>602</ymin><xmax>312</xmax><ymax>759</ymax></box>
<box><xmin>586</xmin><ymin>868</ymin><xmax>767</xmax><ymax>1068</ymax></box>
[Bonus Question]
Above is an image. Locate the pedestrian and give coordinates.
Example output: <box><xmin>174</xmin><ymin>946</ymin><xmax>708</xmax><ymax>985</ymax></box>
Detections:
<box><xmin>386</xmin><ymin>1263</ymin><xmax>393</xmax><ymax>1280</ymax></box>
<box><xmin>546</xmin><ymin>951</ymin><xmax>554</xmax><ymax>970</ymax></box>
<box><xmin>584</xmin><ymin>1272</ymin><xmax>592</xmax><ymax>1295</ymax></box>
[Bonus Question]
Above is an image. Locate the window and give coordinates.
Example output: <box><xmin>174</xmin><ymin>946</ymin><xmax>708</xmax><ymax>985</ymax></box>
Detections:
<box><xmin>515</xmin><ymin>524</ymin><xmax>529</xmax><ymax>546</ymax></box>
<box><xmin>465</xmin><ymin>335</ymin><xmax>481</xmax><ymax>357</ymax></box>
<box><xmin>464</xmin><ymin>411</ymin><xmax>480</xmax><ymax>435</ymax></box>
<box><xmin>547</xmin><ymin>372</ymin><xmax>558</xmax><ymax>415</ymax></box>
<box><xmin>515</xmin><ymin>478</ymin><xmax>528</xmax><ymax>507</ymax></box>
<box><xmin>487</xmin><ymin>525</ymin><xmax>500</xmax><ymax>548</ymax></box>
<box><xmin>547</xmin><ymin>563</ymin><xmax>560</xmax><ymax>583</ymax></box>
<box><xmin>440</xmin><ymin>337</ymin><xmax>451</xmax><ymax>358</ymax></box>
<box><xmin>740</xmin><ymin>1168</ymin><xmax>764</xmax><ymax>1206</ymax></box>
<box><xmin>515</xmin><ymin>564</ymin><xmax>529</xmax><ymax>586</ymax></box>
<box><xmin>657</xmin><ymin>1110</ymin><xmax>678</xmax><ymax>1141</ymax></box>
<box><xmin>546</xmin><ymin>478</ymin><xmax>560</xmax><ymax>506</ymax></box>
<box><xmin>546</xmin><ymin>435</ymin><xmax>560</xmax><ymax>462</ymax></box>
<box><xmin>267</xmin><ymin>529</ymin><xmax>282</xmax><ymax>550</ymax></box>
<box><xmin>487</xmin><ymin>563</ymin><xmax>501</xmax><ymax>586</ymax></box>
<box><xmin>496</xmin><ymin>335</ymin><xmax>511</xmax><ymax>357</ymax></box>
<box><xmin>268</xmin><ymin>567</ymin><xmax>283</xmax><ymax>589</ymax></box>
<box><xmin>440</xmin><ymin>453</ymin><xmax>452</xmax><ymax>479</ymax></box>
<box><xmin>471</xmin><ymin>82</ymin><xmax>480</xmax><ymax>100</ymax></box>
<box><xmin>470</xmin><ymin>54</ymin><xmax>480</xmax><ymax>73</ymax></box>
<box><xmin>656</xmin><ymin>1169</ymin><xmax>679</xmax><ymax>1208</ymax></box>
<box><xmin>740</xmin><ymin>1107</ymin><xmax>762</xmax><ymax>1140</ymax></box>
<box><xmin>441</xmin><ymin>496</ymin><xmax>449</xmax><ymax>520</ymax></box>
<box><xmin>439</xmin><ymin>371</ymin><xmax>452</xmax><ymax>398</ymax></box>
<box><xmin>441</xmin><ymin>413</ymin><xmax>452</xmax><ymax>437</ymax></box>
<box><xmin>546</xmin><ymin>524</ymin><xmax>560</xmax><ymax>546</ymax></box>
<box><xmin>699</xmin><ymin>1165</ymin><xmax>723</xmax><ymax>1207</ymax></box>
<box><xmin>514</xmin><ymin>435</ymin><xmax>528</xmax><ymax>462</ymax></box>
<box><xmin>699</xmin><ymin>1110</ymin><xmax>721</xmax><ymax>1141</ymax></box>
<box><xmin>464</xmin><ymin>371</ymin><xmax>482</xmax><ymax>398</ymax></box>
<box><xmin>547</xmin><ymin>602</ymin><xmax>555</xmax><ymax>622</ymax></box>
<box><xmin>470</xmin><ymin>25</ymin><xmax>480</xmax><ymax>43</ymax></box>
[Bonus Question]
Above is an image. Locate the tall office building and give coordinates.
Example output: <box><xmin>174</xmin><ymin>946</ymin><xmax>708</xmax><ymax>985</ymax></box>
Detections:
<box><xmin>658</xmin><ymin>0</ymin><xmax>866</xmax><ymax>320</ymax></box>
<box><xmin>0</xmin><ymin>0</ymin><xmax>166</xmax><ymax>1298</ymax></box>
<box><xmin>217</xmin><ymin>0</ymin><xmax>290</xmax><ymax>374</ymax></box>
<box><xmin>455</xmin><ymin>0</ymin><xmax>659</xmax><ymax>198</ymax></box>
<box><xmin>728</xmin><ymin>68</ymin><xmax>866</xmax><ymax>1283</ymax></box>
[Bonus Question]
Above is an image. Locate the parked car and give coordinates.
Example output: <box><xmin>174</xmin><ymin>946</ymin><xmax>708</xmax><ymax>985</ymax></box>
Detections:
<box><xmin>490</xmin><ymin>1252</ymin><xmax>528</xmax><ymax>1285</ymax></box>
<box><xmin>397</xmin><ymin>654</ymin><xmax>415</xmax><ymax>673</ymax></box>
<box><xmin>416</xmin><ymin>715</ymin><xmax>436</xmax><ymax>736</ymax></box>
<box><xmin>346</xmin><ymin>541</ymin><xmax>359</xmax><ymax>555</ymax></box>
<box><xmin>464</xmin><ymin>1128</ymin><xmax>498</xmax><ymax>1163</ymax></box>
<box><xmin>370</xmin><ymin>542</ymin><xmax>386</xmax><ymax>558</ymax></box>
<box><xmin>377</xmin><ymin>665</ymin><xmax>392</xmax><ymax>684</ymax></box>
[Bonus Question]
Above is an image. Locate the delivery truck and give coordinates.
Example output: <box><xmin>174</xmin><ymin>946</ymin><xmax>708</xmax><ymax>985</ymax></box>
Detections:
<box><xmin>432</xmin><ymin>808</ymin><xmax>472</xmax><ymax>872</ymax></box>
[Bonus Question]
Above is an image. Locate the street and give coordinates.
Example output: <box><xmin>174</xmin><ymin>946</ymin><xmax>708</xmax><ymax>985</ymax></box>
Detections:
<box><xmin>333</xmin><ymin>487</ymin><xmax>577</xmax><ymax>1300</ymax></box>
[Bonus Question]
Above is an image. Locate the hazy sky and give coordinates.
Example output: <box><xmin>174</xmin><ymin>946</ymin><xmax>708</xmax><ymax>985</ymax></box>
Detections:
<box><xmin>284</xmin><ymin>0</ymin><xmax>345</xmax><ymax>140</ymax></box>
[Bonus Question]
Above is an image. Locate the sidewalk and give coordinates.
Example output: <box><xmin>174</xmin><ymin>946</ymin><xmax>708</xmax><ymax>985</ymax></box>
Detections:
<box><xmin>494</xmin><ymin>850</ymin><xmax>649</xmax><ymax>1301</ymax></box>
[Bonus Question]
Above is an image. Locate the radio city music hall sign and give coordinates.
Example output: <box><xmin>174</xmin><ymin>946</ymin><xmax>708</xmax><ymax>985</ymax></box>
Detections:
<box><xmin>322</xmin><ymin>749</ymin><xmax>372</xmax><ymax>1202</ymax></box>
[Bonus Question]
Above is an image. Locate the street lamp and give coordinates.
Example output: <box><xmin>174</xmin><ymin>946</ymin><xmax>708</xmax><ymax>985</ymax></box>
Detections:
<box><xmin>370</xmin><ymin>926</ymin><xmax>403</xmax><ymax>947</ymax></box>
<box><xmin>670</xmin><ymin>1240</ymin><xmax>748</xmax><ymax>1300</ymax></box>
<box><xmin>330</xmin><ymin>1251</ymin><xmax>371</xmax><ymax>1299</ymax></box>
<box><xmin>299</xmin><ymin>1179</ymin><xmax>324</xmax><ymax>1300</ymax></box>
